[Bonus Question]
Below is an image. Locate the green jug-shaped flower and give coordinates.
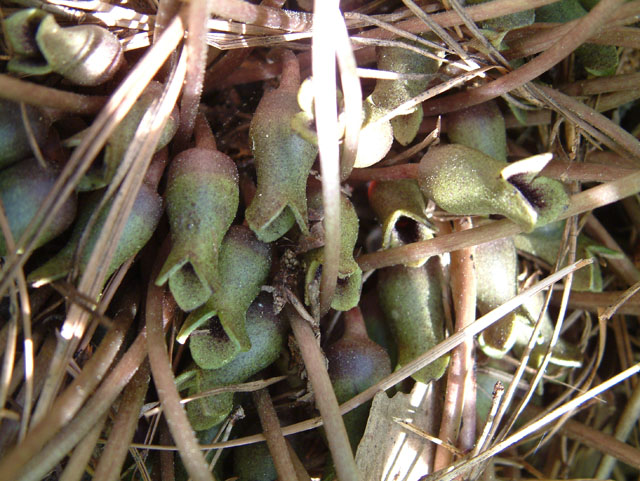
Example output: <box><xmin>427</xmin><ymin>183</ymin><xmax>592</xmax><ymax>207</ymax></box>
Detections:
<box><xmin>326</xmin><ymin>307</ymin><xmax>391</xmax><ymax>449</ymax></box>
<box><xmin>536</xmin><ymin>0</ymin><xmax>618</xmax><ymax>76</ymax></box>
<box><xmin>470</xmin><ymin>0</ymin><xmax>534</xmax><ymax>31</ymax></box>
<box><xmin>475</xmin><ymin>236</ymin><xmax>527</xmax><ymax>358</ymax></box>
<box><xmin>7</xmin><ymin>10</ymin><xmax>123</xmax><ymax>85</ymax></box>
<box><xmin>352</xmin><ymin>96</ymin><xmax>394</xmax><ymax>168</ymax></box>
<box><xmin>446</xmin><ymin>100</ymin><xmax>507</xmax><ymax>162</ymax></box>
<box><xmin>418</xmin><ymin>144</ymin><xmax>569</xmax><ymax>230</ymax></box>
<box><xmin>185</xmin><ymin>294</ymin><xmax>287</xmax><ymax>431</ymax></box>
<box><xmin>368</xmin><ymin>178</ymin><xmax>435</xmax><ymax>266</ymax></box>
<box><xmin>371</xmin><ymin>37</ymin><xmax>440</xmax><ymax>146</ymax></box>
<box><xmin>519</xmin><ymin>292</ymin><xmax>583</xmax><ymax>369</ymax></box>
<box><xmin>233</xmin><ymin>442</ymin><xmax>278</xmax><ymax>481</ymax></box>
<box><xmin>0</xmin><ymin>99</ymin><xmax>50</xmax><ymax>169</ymax></box>
<box><xmin>246</xmin><ymin>50</ymin><xmax>318</xmax><ymax>242</ymax></box>
<box><xmin>377</xmin><ymin>257</ymin><xmax>449</xmax><ymax>383</ymax></box>
<box><xmin>514</xmin><ymin>220</ymin><xmax>622</xmax><ymax>292</ymax></box>
<box><xmin>155</xmin><ymin>122</ymin><xmax>239</xmax><ymax>312</ymax></box>
<box><xmin>178</xmin><ymin>226</ymin><xmax>271</xmax><ymax>369</ymax></box>
<box><xmin>0</xmin><ymin>158</ymin><xmax>76</xmax><ymax>256</ymax></box>
<box><xmin>79</xmin><ymin>82</ymin><xmax>179</xmax><ymax>191</ymax></box>
<box><xmin>302</xmin><ymin>183</ymin><xmax>362</xmax><ymax>313</ymax></box>
<box><xmin>28</xmin><ymin>180</ymin><xmax>162</xmax><ymax>287</ymax></box>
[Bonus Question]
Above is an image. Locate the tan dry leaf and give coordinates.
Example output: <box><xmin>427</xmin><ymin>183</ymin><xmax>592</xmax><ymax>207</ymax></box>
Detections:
<box><xmin>355</xmin><ymin>382</ymin><xmax>439</xmax><ymax>481</ymax></box>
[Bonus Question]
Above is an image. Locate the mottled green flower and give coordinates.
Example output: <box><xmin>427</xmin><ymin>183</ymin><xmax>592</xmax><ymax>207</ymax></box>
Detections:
<box><xmin>179</xmin><ymin>226</ymin><xmax>271</xmax><ymax>369</ymax></box>
<box><xmin>303</xmin><ymin>187</ymin><xmax>362</xmax><ymax>313</ymax></box>
<box><xmin>368</xmin><ymin>178</ymin><xmax>435</xmax><ymax>266</ymax></box>
<box><xmin>246</xmin><ymin>52</ymin><xmax>318</xmax><ymax>242</ymax></box>
<box><xmin>418</xmin><ymin>144</ymin><xmax>568</xmax><ymax>230</ymax></box>
<box><xmin>377</xmin><ymin>258</ymin><xmax>449</xmax><ymax>383</ymax></box>
<box><xmin>0</xmin><ymin>100</ymin><xmax>49</xmax><ymax>169</ymax></box>
<box><xmin>514</xmin><ymin>220</ymin><xmax>622</xmax><ymax>292</ymax></box>
<box><xmin>185</xmin><ymin>295</ymin><xmax>286</xmax><ymax>431</ymax></box>
<box><xmin>6</xmin><ymin>10</ymin><xmax>123</xmax><ymax>85</ymax></box>
<box><xmin>156</xmin><ymin>144</ymin><xmax>239</xmax><ymax>312</ymax></box>
<box><xmin>28</xmin><ymin>182</ymin><xmax>161</xmax><ymax>286</ymax></box>
<box><xmin>79</xmin><ymin>82</ymin><xmax>179</xmax><ymax>191</ymax></box>
<box><xmin>0</xmin><ymin>158</ymin><xmax>76</xmax><ymax>256</ymax></box>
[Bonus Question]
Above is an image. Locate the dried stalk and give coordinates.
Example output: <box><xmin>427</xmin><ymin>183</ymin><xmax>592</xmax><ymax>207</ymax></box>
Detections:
<box><xmin>93</xmin><ymin>362</ymin><xmax>150</xmax><ymax>481</ymax></box>
<box><xmin>145</xmin><ymin>262</ymin><xmax>214</xmax><ymax>481</ymax></box>
<box><xmin>286</xmin><ymin>304</ymin><xmax>361</xmax><ymax>481</ymax></box>
<box><xmin>421</xmin><ymin>0</ymin><xmax>625</xmax><ymax>115</ymax></box>
<box><xmin>313</xmin><ymin>0</ymin><xmax>341</xmax><ymax>315</ymax></box>
<box><xmin>0</xmin><ymin>292</ymin><xmax>136</xmax><ymax>478</ymax></box>
<box><xmin>253</xmin><ymin>389</ymin><xmax>300</xmax><ymax>481</ymax></box>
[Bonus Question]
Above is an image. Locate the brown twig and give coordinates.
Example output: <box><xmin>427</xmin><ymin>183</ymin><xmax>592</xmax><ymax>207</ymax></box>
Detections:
<box><xmin>0</xmin><ymin>75</ymin><xmax>107</xmax><ymax>114</ymax></box>
<box><xmin>174</xmin><ymin>0</ymin><xmax>210</xmax><ymax>151</ymax></box>
<box><xmin>253</xmin><ymin>389</ymin><xmax>300</xmax><ymax>481</ymax></box>
<box><xmin>93</xmin><ymin>362</ymin><xmax>150</xmax><ymax>481</ymax></box>
<box><xmin>286</xmin><ymin>304</ymin><xmax>361</xmax><ymax>481</ymax></box>
<box><xmin>145</xmin><ymin>252</ymin><xmax>214</xmax><ymax>481</ymax></box>
<box><xmin>435</xmin><ymin>218</ymin><xmax>477</xmax><ymax>470</ymax></box>
<box><xmin>421</xmin><ymin>0</ymin><xmax>625</xmax><ymax>116</ymax></box>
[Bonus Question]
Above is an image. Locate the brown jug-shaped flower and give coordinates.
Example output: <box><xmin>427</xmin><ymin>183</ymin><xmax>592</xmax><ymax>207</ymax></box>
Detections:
<box><xmin>377</xmin><ymin>257</ymin><xmax>449</xmax><ymax>383</ymax></box>
<box><xmin>179</xmin><ymin>226</ymin><xmax>271</xmax><ymax>369</ymax></box>
<box><xmin>28</xmin><ymin>180</ymin><xmax>162</xmax><ymax>286</ymax></box>
<box><xmin>79</xmin><ymin>82</ymin><xmax>179</xmax><ymax>191</ymax></box>
<box><xmin>185</xmin><ymin>294</ymin><xmax>287</xmax><ymax>431</ymax></box>
<box><xmin>245</xmin><ymin>50</ymin><xmax>318</xmax><ymax>242</ymax></box>
<box><xmin>0</xmin><ymin>158</ymin><xmax>76</xmax><ymax>256</ymax></box>
<box><xmin>155</xmin><ymin>123</ymin><xmax>239</xmax><ymax>312</ymax></box>
<box><xmin>0</xmin><ymin>100</ymin><xmax>50</xmax><ymax>169</ymax></box>
<box><xmin>326</xmin><ymin>307</ymin><xmax>391</xmax><ymax>449</ymax></box>
<box><xmin>302</xmin><ymin>183</ymin><xmax>362</xmax><ymax>313</ymax></box>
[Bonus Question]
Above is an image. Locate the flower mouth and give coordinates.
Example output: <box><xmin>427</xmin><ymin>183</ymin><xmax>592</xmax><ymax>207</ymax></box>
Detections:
<box><xmin>507</xmin><ymin>173</ymin><xmax>547</xmax><ymax>210</ymax></box>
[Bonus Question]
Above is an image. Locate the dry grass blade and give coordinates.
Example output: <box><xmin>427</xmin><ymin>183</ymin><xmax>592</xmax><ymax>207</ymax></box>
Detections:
<box><xmin>422</xmin><ymin>362</ymin><xmax>640</xmax><ymax>481</ymax></box>
<box><xmin>312</xmin><ymin>0</ymin><xmax>341</xmax><ymax>315</ymax></box>
<box><xmin>1</xmin><ymin>0</ymin><xmax>639</xmax><ymax>478</ymax></box>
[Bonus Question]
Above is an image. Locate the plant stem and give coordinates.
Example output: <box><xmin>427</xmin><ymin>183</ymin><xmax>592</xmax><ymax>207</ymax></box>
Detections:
<box><xmin>145</xmin><ymin>260</ymin><xmax>214</xmax><ymax>481</ymax></box>
<box><xmin>0</xmin><ymin>74</ymin><xmax>107</xmax><ymax>114</ymax></box>
<box><xmin>286</xmin><ymin>305</ymin><xmax>362</xmax><ymax>481</ymax></box>
<box><xmin>253</xmin><ymin>389</ymin><xmax>300</xmax><ymax>481</ymax></box>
